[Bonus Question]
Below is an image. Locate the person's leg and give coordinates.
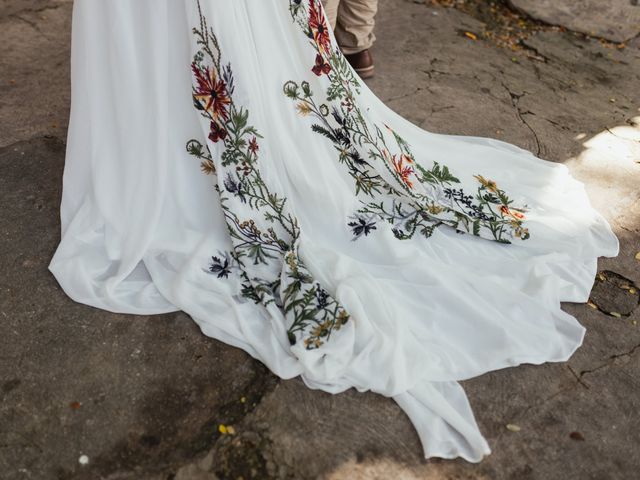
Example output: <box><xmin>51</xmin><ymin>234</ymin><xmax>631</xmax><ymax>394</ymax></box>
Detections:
<box><xmin>321</xmin><ymin>0</ymin><xmax>340</xmax><ymax>30</ymax></box>
<box><xmin>334</xmin><ymin>0</ymin><xmax>378</xmax><ymax>55</ymax></box>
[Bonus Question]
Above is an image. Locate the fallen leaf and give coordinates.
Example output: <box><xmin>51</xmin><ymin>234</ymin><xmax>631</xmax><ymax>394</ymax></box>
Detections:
<box><xmin>635</xmin><ymin>252</ymin><xmax>640</xmax><ymax>261</ymax></box>
<box><xmin>218</xmin><ymin>424</ymin><xmax>228</xmax><ymax>434</ymax></box>
<box><xmin>569</xmin><ymin>431</ymin><xmax>585</xmax><ymax>441</ymax></box>
<box><xmin>464</xmin><ymin>31</ymin><xmax>478</xmax><ymax>41</ymax></box>
<box><xmin>597</xmin><ymin>272</ymin><xmax>606</xmax><ymax>281</ymax></box>
<box><xmin>240</xmin><ymin>396</ymin><xmax>246</xmax><ymax>403</ymax></box>
<box><xmin>506</xmin><ymin>423</ymin><xmax>521</xmax><ymax>432</ymax></box>
<box><xmin>587</xmin><ymin>301</ymin><xmax>598</xmax><ymax>309</ymax></box>
<box><xmin>610</xmin><ymin>312</ymin><xmax>622</xmax><ymax>318</ymax></box>
<box><xmin>629</xmin><ymin>288</ymin><xmax>637</xmax><ymax>295</ymax></box>
<box><xmin>226</xmin><ymin>425</ymin><xmax>236</xmax><ymax>435</ymax></box>
<box><xmin>69</xmin><ymin>401</ymin><xmax>81</xmax><ymax>409</ymax></box>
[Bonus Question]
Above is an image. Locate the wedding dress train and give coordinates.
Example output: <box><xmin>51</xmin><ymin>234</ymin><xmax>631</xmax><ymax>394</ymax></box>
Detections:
<box><xmin>49</xmin><ymin>0</ymin><xmax>619</xmax><ymax>462</ymax></box>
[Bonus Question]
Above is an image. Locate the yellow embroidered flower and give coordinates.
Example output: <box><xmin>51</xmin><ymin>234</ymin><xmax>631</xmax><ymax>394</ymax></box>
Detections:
<box><xmin>474</xmin><ymin>174</ymin><xmax>498</xmax><ymax>193</ymax></box>
<box><xmin>296</xmin><ymin>102</ymin><xmax>312</xmax><ymax>116</ymax></box>
<box><xmin>427</xmin><ymin>203</ymin><xmax>444</xmax><ymax>215</ymax></box>
<box><xmin>337</xmin><ymin>310</ymin><xmax>350</xmax><ymax>325</ymax></box>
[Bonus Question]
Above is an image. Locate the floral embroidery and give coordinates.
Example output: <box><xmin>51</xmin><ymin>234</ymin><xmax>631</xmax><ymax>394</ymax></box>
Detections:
<box><xmin>207</xmin><ymin>253</ymin><xmax>233</xmax><ymax>279</ymax></box>
<box><xmin>308</xmin><ymin>0</ymin><xmax>332</xmax><ymax>56</ymax></box>
<box><xmin>187</xmin><ymin>1</ymin><xmax>350</xmax><ymax>350</ymax></box>
<box><xmin>285</xmin><ymin>0</ymin><xmax>530</xmax><ymax>244</ymax></box>
<box><xmin>192</xmin><ymin>64</ymin><xmax>231</xmax><ymax>123</ymax></box>
<box><xmin>390</xmin><ymin>153</ymin><xmax>415</xmax><ymax>189</ymax></box>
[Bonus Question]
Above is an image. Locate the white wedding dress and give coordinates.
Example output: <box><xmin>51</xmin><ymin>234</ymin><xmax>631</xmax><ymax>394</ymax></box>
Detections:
<box><xmin>49</xmin><ymin>0</ymin><xmax>619</xmax><ymax>462</ymax></box>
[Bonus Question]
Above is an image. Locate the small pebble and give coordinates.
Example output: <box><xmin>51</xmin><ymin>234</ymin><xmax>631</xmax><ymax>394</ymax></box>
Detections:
<box><xmin>506</xmin><ymin>423</ymin><xmax>521</xmax><ymax>432</ymax></box>
<box><xmin>569</xmin><ymin>431</ymin><xmax>585</xmax><ymax>441</ymax></box>
<box><xmin>78</xmin><ymin>455</ymin><xmax>89</xmax><ymax>466</ymax></box>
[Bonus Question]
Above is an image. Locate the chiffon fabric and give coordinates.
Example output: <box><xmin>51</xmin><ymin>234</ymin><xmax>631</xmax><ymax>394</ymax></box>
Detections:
<box><xmin>49</xmin><ymin>0</ymin><xmax>619</xmax><ymax>462</ymax></box>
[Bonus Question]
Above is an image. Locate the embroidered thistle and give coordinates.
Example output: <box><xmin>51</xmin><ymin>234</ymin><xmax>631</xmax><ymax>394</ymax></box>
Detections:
<box><xmin>348</xmin><ymin>214</ymin><xmax>377</xmax><ymax>240</ymax></box>
<box><xmin>208</xmin><ymin>254</ymin><xmax>232</xmax><ymax>279</ymax></box>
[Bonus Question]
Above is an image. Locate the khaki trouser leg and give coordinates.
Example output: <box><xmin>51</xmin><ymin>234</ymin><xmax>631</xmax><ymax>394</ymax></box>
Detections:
<box><xmin>322</xmin><ymin>0</ymin><xmax>378</xmax><ymax>54</ymax></box>
<box><xmin>322</xmin><ymin>0</ymin><xmax>340</xmax><ymax>30</ymax></box>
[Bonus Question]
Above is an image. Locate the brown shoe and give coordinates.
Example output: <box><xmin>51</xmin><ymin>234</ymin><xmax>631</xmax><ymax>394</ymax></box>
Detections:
<box><xmin>345</xmin><ymin>49</ymin><xmax>374</xmax><ymax>79</ymax></box>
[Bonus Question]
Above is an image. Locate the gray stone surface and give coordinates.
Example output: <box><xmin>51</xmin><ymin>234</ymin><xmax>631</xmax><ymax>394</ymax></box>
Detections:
<box><xmin>1</xmin><ymin>0</ymin><xmax>639</xmax><ymax>478</ymax></box>
<box><xmin>509</xmin><ymin>0</ymin><xmax>640</xmax><ymax>43</ymax></box>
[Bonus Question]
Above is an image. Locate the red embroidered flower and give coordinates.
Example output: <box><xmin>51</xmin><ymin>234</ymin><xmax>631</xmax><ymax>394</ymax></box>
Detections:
<box><xmin>209</xmin><ymin>121</ymin><xmax>228</xmax><ymax>143</ymax></box>
<box><xmin>192</xmin><ymin>63</ymin><xmax>231</xmax><ymax>122</ymax></box>
<box><xmin>248</xmin><ymin>136</ymin><xmax>259</xmax><ymax>154</ymax></box>
<box><xmin>312</xmin><ymin>54</ymin><xmax>331</xmax><ymax>76</ymax></box>
<box><xmin>391</xmin><ymin>154</ymin><xmax>415</xmax><ymax>189</ymax></box>
<box><xmin>309</xmin><ymin>0</ymin><xmax>331</xmax><ymax>55</ymax></box>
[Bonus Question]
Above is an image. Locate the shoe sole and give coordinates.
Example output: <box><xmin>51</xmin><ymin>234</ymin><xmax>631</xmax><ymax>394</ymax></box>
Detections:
<box><xmin>355</xmin><ymin>65</ymin><xmax>375</xmax><ymax>79</ymax></box>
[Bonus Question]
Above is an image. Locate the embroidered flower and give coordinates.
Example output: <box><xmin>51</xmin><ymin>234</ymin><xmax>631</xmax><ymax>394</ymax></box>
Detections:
<box><xmin>223</xmin><ymin>173</ymin><xmax>246</xmax><ymax>203</ymax></box>
<box><xmin>474</xmin><ymin>174</ymin><xmax>498</xmax><ymax>193</ymax></box>
<box><xmin>192</xmin><ymin>63</ymin><xmax>231</xmax><ymax>122</ymax></box>
<box><xmin>312</xmin><ymin>54</ymin><xmax>331</xmax><ymax>76</ymax></box>
<box><xmin>248</xmin><ymin>136</ymin><xmax>259</xmax><ymax>154</ymax></box>
<box><xmin>308</xmin><ymin>0</ymin><xmax>331</xmax><ymax>55</ymax></box>
<box><xmin>391</xmin><ymin>154</ymin><xmax>415</xmax><ymax>189</ymax></box>
<box><xmin>208</xmin><ymin>255</ymin><xmax>232</xmax><ymax>279</ymax></box>
<box><xmin>515</xmin><ymin>226</ymin><xmax>530</xmax><ymax>239</ymax></box>
<box><xmin>208</xmin><ymin>121</ymin><xmax>228</xmax><ymax>143</ymax></box>
<box><xmin>316</xmin><ymin>287</ymin><xmax>329</xmax><ymax>309</ymax></box>
<box><xmin>348</xmin><ymin>215</ymin><xmax>377</xmax><ymax>239</ymax></box>
<box><xmin>296</xmin><ymin>102</ymin><xmax>312</xmax><ymax>116</ymax></box>
<box><xmin>500</xmin><ymin>205</ymin><xmax>526</xmax><ymax>220</ymax></box>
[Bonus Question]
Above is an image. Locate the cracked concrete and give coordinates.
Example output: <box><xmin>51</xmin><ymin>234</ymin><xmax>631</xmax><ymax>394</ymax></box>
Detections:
<box><xmin>1</xmin><ymin>0</ymin><xmax>639</xmax><ymax>478</ymax></box>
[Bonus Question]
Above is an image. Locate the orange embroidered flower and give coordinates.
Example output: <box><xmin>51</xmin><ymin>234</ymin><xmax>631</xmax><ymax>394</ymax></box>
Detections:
<box><xmin>500</xmin><ymin>205</ymin><xmax>526</xmax><ymax>220</ymax></box>
<box><xmin>391</xmin><ymin>154</ymin><xmax>415</xmax><ymax>189</ymax></box>
<box><xmin>192</xmin><ymin>63</ymin><xmax>231</xmax><ymax>122</ymax></box>
<box><xmin>309</xmin><ymin>0</ymin><xmax>331</xmax><ymax>55</ymax></box>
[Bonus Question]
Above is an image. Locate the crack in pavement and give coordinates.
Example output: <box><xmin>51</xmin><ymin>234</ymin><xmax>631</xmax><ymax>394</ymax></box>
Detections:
<box><xmin>509</xmin><ymin>344</ymin><xmax>640</xmax><ymax>424</ymax></box>
<box><xmin>384</xmin><ymin>86</ymin><xmax>431</xmax><ymax>103</ymax></box>
<box><xmin>518</xmin><ymin>39</ymin><xmax>551</xmax><ymax>63</ymax></box>
<box><xmin>579</xmin><ymin>343</ymin><xmax>640</xmax><ymax>380</ymax></box>
<box><xmin>1</xmin><ymin>4</ymin><xmax>63</xmax><ymax>21</ymax></box>
<box><xmin>501</xmin><ymin>82</ymin><xmax>542</xmax><ymax>156</ymax></box>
